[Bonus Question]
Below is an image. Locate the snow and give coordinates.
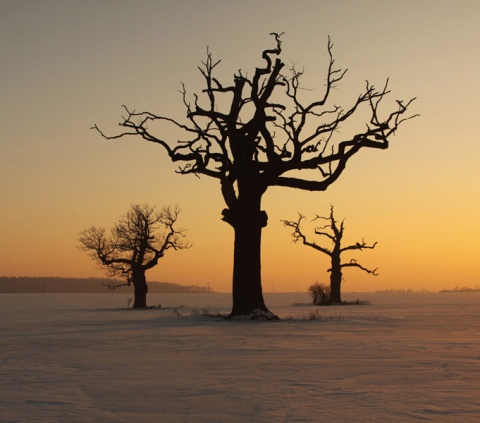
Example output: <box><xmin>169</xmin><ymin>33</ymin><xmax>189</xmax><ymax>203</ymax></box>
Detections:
<box><xmin>1</xmin><ymin>292</ymin><xmax>479</xmax><ymax>422</ymax></box>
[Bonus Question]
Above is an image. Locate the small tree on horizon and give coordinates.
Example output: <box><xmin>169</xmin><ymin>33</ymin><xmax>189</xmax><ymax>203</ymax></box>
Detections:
<box><xmin>93</xmin><ymin>34</ymin><xmax>416</xmax><ymax>318</ymax></box>
<box><xmin>282</xmin><ymin>206</ymin><xmax>378</xmax><ymax>303</ymax></box>
<box><xmin>78</xmin><ymin>204</ymin><xmax>190</xmax><ymax>308</ymax></box>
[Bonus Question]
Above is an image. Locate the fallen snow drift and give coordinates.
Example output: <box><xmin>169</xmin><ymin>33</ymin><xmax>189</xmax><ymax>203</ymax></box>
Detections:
<box><xmin>0</xmin><ymin>292</ymin><xmax>479</xmax><ymax>422</ymax></box>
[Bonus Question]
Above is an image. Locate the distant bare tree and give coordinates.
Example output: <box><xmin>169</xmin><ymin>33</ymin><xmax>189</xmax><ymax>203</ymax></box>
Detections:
<box><xmin>93</xmin><ymin>34</ymin><xmax>415</xmax><ymax>318</ymax></box>
<box><xmin>282</xmin><ymin>206</ymin><xmax>378</xmax><ymax>303</ymax></box>
<box><xmin>79</xmin><ymin>204</ymin><xmax>190</xmax><ymax>308</ymax></box>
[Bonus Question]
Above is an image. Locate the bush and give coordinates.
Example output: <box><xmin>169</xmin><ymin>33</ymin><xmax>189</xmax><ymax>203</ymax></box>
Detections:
<box><xmin>308</xmin><ymin>282</ymin><xmax>331</xmax><ymax>305</ymax></box>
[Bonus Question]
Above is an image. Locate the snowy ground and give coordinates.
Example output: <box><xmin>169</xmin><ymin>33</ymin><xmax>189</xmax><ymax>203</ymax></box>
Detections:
<box><xmin>0</xmin><ymin>292</ymin><xmax>479</xmax><ymax>422</ymax></box>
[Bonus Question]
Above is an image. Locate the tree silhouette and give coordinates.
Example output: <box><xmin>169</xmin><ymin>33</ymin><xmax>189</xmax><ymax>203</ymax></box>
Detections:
<box><xmin>282</xmin><ymin>206</ymin><xmax>378</xmax><ymax>303</ymax></box>
<box><xmin>93</xmin><ymin>34</ymin><xmax>415</xmax><ymax>318</ymax></box>
<box><xmin>79</xmin><ymin>204</ymin><xmax>190</xmax><ymax>308</ymax></box>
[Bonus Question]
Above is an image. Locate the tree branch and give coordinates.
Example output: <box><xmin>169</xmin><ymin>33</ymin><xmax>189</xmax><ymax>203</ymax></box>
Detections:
<box><xmin>93</xmin><ymin>34</ymin><xmax>416</xmax><ymax>212</ymax></box>
<box><xmin>281</xmin><ymin>213</ymin><xmax>332</xmax><ymax>256</ymax></box>
<box><xmin>341</xmin><ymin>259</ymin><xmax>379</xmax><ymax>276</ymax></box>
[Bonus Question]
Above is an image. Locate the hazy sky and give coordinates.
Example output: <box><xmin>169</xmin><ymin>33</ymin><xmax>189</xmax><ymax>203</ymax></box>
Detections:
<box><xmin>1</xmin><ymin>0</ymin><xmax>479</xmax><ymax>292</ymax></box>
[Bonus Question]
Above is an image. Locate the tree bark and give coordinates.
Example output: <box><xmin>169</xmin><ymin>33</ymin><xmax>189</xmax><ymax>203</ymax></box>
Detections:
<box><xmin>231</xmin><ymin>215</ymin><xmax>266</xmax><ymax>316</ymax></box>
<box><xmin>223</xmin><ymin>197</ymin><xmax>276</xmax><ymax>318</ymax></box>
<box><xmin>329</xmin><ymin>255</ymin><xmax>342</xmax><ymax>304</ymax></box>
<box><xmin>132</xmin><ymin>270</ymin><xmax>148</xmax><ymax>308</ymax></box>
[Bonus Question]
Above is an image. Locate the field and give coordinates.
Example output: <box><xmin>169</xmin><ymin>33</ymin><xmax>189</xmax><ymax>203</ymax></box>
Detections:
<box><xmin>1</xmin><ymin>292</ymin><xmax>479</xmax><ymax>422</ymax></box>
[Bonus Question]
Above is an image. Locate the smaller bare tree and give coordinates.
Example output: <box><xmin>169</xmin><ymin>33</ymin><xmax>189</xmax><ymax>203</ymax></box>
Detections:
<box><xmin>79</xmin><ymin>204</ymin><xmax>190</xmax><ymax>308</ymax></box>
<box><xmin>282</xmin><ymin>206</ymin><xmax>377</xmax><ymax>303</ymax></box>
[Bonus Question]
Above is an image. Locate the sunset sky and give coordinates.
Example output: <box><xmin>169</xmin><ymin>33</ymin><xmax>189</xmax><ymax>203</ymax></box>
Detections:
<box><xmin>1</xmin><ymin>0</ymin><xmax>479</xmax><ymax>293</ymax></box>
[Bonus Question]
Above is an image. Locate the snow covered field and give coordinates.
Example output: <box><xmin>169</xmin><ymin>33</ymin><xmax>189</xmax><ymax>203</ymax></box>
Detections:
<box><xmin>1</xmin><ymin>292</ymin><xmax>478</xmax><ymax>422</ymax></box>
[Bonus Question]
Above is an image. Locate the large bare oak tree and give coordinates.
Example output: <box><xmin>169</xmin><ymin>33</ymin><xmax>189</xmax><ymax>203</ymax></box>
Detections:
<box><xmin>93</xmin><ymin>34</ymin><xmax>416</xmax><ymax>318</ymax></box>
<box><xmin>79</xmin><ymin>204</ymin><xmax>190</xmax><ymax>308</ymax></box>
<box><xmin>282</xmin><ymin>206</ymin><xmax>378</xmax><ymax>303</ymax></box>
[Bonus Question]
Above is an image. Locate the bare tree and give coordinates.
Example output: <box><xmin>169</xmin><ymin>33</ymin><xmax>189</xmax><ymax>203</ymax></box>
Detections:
<box><xmin>282</xmin><ymin>206</ymin><xmax>378</xmax><ymax>303</ymax></box>
<box><xmin>78</xmin><ymin>204</ymin><xmax>190</xmax><ymax>308</ymax></box>
<box><xmin>93</xmin><ymin>34</ymin><xmax>416</xmax><ymax>318</ymax></box>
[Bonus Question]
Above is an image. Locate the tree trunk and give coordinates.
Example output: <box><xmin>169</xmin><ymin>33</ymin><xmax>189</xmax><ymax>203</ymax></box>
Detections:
<box><xmin>223</xmin><ymin>198</ymin><xmax>277</xmax><ymax>319</ymax></box>
<box><xmin>132</xmin><ymin>270</ymin><xmax>148</xmax><ymax>308</ymax></box>
<box><xmin>329</xmin><ymin>254</ymin><xmax>342</xmax><ymax>304</ymax></box>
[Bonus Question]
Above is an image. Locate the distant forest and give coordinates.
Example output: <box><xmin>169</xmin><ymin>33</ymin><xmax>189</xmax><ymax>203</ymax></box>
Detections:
<box><xmin>0</xmin><ymin>277</ymin><xmax>211</xmax><ymax>294</ymax></box>
<box><xmin>439</xmin><ymin>286</ymin><xmax>480</xmax><ymax>293</ymax></box>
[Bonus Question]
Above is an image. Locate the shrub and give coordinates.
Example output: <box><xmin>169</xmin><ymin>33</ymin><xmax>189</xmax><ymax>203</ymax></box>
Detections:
<box><xmin>308</xmin><ymin>282</ymin><xmax>331</xmax><ymax>306</ymax></box>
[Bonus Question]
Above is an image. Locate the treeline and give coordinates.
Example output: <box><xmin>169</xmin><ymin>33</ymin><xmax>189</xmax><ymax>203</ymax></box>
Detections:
<box><xmin>439</xmin><ymin>286</ymin><xmax>480</xmax><ymax>293</ymax></box>
<box><xmin>375</xmin><ymin>289</ymin><xmax>432</xmax><ymax>294</ymax></box>
<box><xmin>0</xmin><ymin>277</ymin><xmax>211</xmax><ymax>294</ymax></box>
<box><xmin>375</xmin><ymin>287</ymin><xmax>480</xmax><ymax>294</ymax></box>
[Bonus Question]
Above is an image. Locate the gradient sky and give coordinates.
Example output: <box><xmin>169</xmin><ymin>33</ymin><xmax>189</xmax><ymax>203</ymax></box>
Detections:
<box><xmin>1</xmin><ymin>0</ymin><xmax>479</xmax><ymax>292</ymax></box>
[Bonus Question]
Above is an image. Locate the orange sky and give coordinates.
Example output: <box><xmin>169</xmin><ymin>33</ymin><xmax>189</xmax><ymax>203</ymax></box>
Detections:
<box><xmin>1</xmin><ymin>0</ymin><xmax>479</xmax><ymax>292</ymax></box>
